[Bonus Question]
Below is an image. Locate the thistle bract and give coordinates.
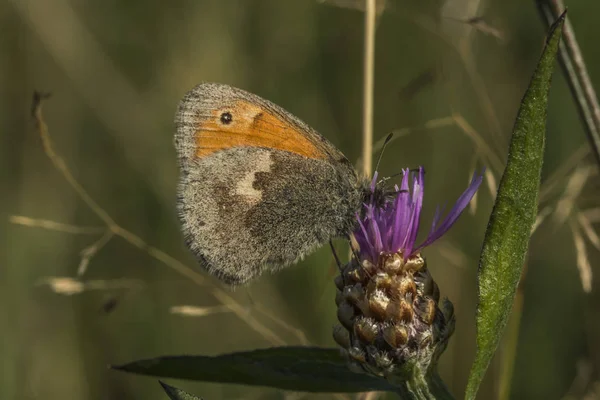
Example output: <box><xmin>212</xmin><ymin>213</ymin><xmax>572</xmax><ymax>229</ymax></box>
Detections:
<box><xmin>334</xmin><ymin>167</ymin><xmax>483</xmax><ymax>379</ymax></box>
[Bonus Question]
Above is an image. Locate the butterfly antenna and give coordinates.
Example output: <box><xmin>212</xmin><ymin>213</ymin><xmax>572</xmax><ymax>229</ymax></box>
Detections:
<box><xmin>380</xmin><ymin>166</ymin><xmax>427</xmax><ymax>188</ymax></box>
<box><xmin>378</xmin><ymin>170</ymin><xmax>404</xmax><ymax>189</ymax></box>
<box><xmin>374</xmin><ymin>132</ymin><xmax>394</xmax><ymax>173</ymax></box>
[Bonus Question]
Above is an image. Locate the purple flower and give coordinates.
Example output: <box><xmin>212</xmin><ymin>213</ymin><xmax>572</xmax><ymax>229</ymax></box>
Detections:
<box><xmin>354</xmin><ymin>167</ymin><xmax>484</xmax><ymax>264</ymax></box>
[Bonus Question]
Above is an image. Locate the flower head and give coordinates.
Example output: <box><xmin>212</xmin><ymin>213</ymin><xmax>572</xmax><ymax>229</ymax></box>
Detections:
<box><xmin>354</xmin><ymin>166</ymin><xmax>484</xmax><ymax>264</ymax></box>
<box><xmin>333</xmin><ymin>166</ymin><xmax>484</xmax><ymax>379</ymax></box>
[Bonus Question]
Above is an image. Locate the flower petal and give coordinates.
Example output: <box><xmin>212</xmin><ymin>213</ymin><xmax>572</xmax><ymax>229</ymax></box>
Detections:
<box><xmin>405</xmin><ymin>167</ymin><xmax>425</xmax><ymax>254</ymax></box>
<box><xmin>354</xmin><ymin>166</ymin><xmax>484</xmax><ymax>264</ymax></box>
<box><xmin>392</xmin><ymin>170</ymin><xmax>411</xmax><ymax>250</ymax></box>
<box><xmin>416</xmin><ymin>169</ymin><xmax>484</xmax><ymax>251</ymax></box>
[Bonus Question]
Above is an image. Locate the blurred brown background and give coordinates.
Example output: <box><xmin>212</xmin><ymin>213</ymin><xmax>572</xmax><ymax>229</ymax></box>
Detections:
<box><xmin>2</xmin><ymin>0</ymin><xmax>599</xmax><ymax>399</ymax></box>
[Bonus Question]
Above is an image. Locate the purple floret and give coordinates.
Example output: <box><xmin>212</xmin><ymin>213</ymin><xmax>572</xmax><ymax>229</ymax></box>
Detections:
<box><xmin>354</xmin><ymin>166</ymin><xmax>484</xmax><ymax>263</ymax></box>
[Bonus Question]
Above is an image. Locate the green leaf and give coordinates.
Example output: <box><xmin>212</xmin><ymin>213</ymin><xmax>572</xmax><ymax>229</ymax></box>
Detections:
<box><xmin>159</xmin><ymin>381</ymin><xmax>203</xmax><ymax>400</ymax></box>
<box><xmin>113</xmin><ymin>346</ymin><xmax>398</xmax><ymax>393</ymax></box>
<box><xmin>465</xmin><ymin>12</ymin><xmax>565</xmax><ymax>400</ymax></box>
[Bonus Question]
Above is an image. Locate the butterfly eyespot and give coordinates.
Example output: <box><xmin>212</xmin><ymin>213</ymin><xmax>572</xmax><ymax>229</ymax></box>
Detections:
<box><xmin>220</xmin><ymin>112</ymin><xmax>233</xmax><ymax>125</ymax></box>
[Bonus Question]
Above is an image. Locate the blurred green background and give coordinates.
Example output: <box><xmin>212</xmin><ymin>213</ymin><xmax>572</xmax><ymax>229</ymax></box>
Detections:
<box><xmin>2</xmin><ymin>0</ymin><xmax>599</xmax><ymax>399</ymax></box>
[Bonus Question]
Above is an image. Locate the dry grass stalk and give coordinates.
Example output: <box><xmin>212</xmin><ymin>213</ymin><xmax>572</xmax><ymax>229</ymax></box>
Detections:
<box><xmin>553</xmin><ymin>165</ymin><xmax>592</xmax><ymax>226</ymax></box>
<box><xmin>170</xmin><ymin>305</ymin><xmax>233</xmax><ymax>318</ymax></box>
<box><xmin>19</xmin><ymin>93</ymin><xmax>299</xmax><ymax>346</ymax></box>
<box><xmin>9</xmin><ymin>215</ymin><xmax>104</xmax><ymax>234</ymax></box>
<box><xmin>569</xmin><ymin>219</ymin><xmax>593</xmax><ymax>293</ymax></box>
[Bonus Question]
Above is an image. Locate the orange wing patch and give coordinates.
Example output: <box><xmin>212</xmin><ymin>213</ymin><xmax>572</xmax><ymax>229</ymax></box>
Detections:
<box><xmin>194</xmin><ymin>99</ymin><xmax>325</xmax><ymax>160</ymax></box>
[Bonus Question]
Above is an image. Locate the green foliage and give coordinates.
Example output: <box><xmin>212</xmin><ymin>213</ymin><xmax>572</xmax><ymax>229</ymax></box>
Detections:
<box><xmin>159</xmin><ymin>381</ymin><xmax>203</xmax><ymax>400</ymax></box>
<box><xmin>114</xmin><ymin>346</ymin><xmax>399</xmax><ymax>393</ymax></box>
<box><xmin>465</xmin><ymin>13</ymin><xmax>566</xmax><ymax>400</ymax></box>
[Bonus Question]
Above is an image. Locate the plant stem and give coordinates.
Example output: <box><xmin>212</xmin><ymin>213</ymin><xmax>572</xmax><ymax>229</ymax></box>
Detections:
<box><xmin>389</xmin><ymin>371</ymin><xmax>455</xmax><ymax>400</ymax></box>
<box><xmin>362</xmin><ymin>0</ymin><xmax>376</xmax><ymax>177</ymax></box>
<box><xmin>536</xmin><ymin>0</ymin><xmax>600</xmax><ymax>168</ymax></box>
<box><xmin>498</xmin><ymin>283</ymin><xmax>525</xmax><ymax>400</ymax></box>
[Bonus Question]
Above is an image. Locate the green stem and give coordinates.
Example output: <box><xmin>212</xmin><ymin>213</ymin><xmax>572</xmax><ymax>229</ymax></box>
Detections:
<box><xmin>498</xmin><ymin>288</ymin><xmax>524</xmax><ymax>400</ymax></box>
<box><xmin>390</xmin><ymin>370</ymin><xmax>455</xmax><ymax>400</ymax></box>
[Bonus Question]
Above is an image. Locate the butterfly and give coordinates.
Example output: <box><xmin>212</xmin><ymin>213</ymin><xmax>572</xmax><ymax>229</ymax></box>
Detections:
<box><xmin>174</xmin><ymin>83</ymin><xmax>374</xmax><ymax>284</ymax></box>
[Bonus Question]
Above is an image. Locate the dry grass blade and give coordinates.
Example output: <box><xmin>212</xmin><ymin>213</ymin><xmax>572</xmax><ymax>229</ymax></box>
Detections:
<box><xmin>577</xmin><ymin>212</ymin><xmax>600</xmax><ymax>251</ymax></box>
<box><xmin>39</xmin><ymin>276</ymin><xmax>143</xmax><ymax>296</ymax></box>
<box><xmin>469</xmin><ymin>159</ymin><xmax>479</xmax><ymax>214</ymax></box>
<box><xmin>569</xmin><ymin>219</ymin><xmax>593</xmax><ymax>293</ymax></box>
<box><xmin>540</xmin><ymin>144</ymin><xmax>590</xmax><ymax>203</ymax></box>
<box><xmin>389</xmin><ymin>6</ymin><xmax>529</xmax><ymax>175</ymax></box>
<box><xmin>456</xmin><ymin>37</ymin><xmax>507</xmax><ymax>156</ymax></box>
<box><xmin>251</xmin><ymin>303</ymin><xmax>310</xmax><ymax>345</ymax></box>
<box><xmin>77</xmin><ymin>230</ymin><xmax>114</xmax><ymax>276</ymax></box>
<box><xmin>316</xmin><ymin>0</ymin><xmax>387</xmax><ymax>15</ymax></box>
<box><xmin>560</xmin><ymin>359</ymin><xmax>594</xmax><ymax>400</ymax></box>
<box><xmin>531</xmin><ymin>206</ymin><xmax>553</xmax><ymax>234</ymax></box>
<box><xmin>400</xmin><ymin>8</ymin><xmax>507</xmax><ymax>157</ymax></box>
<box><xmin>553</xmin><ymin>165</ymin><xmax>592</xmax><ymax>226</ymax></box>
<box><xmin>29</xmin><ymin>92</ymin><xmax>291</xmax><ymax>346</ymax></box>
<box><xmin>361</xmin><ymin>0</ymin><xmax>377</xmax><ymax>177</ymax></box>
<box><xmin>10</xmin><ymin>0</ymin><xmax>169</xmax><ymax>198</ymax></box>
<box><xmin>40</xmin><ymin>277</ymin><xmax>85</xmax><ymax>296</ymax></box>
<box><xmin>31</xmin><ymin>91</ymin><xmax>116</xmax><ymax>227</ymax></box>
<box><xmin>9</xmin><ymin>215</ymin><xmax>105</xmax><ymax>234</ymax></box>
<box><xmin>356</xmin><ymin>392</ymin><xmax>381</xmax><ymax>400</ymax></box>
<box><xmin>537</xmin><ymin>0</ymin><xmax>600</xmax><ymax>167</ymax></box>
<box><xmin>484</xmin><ymin>168</ymin><xmax>498</xmax><ymax>199</ymax></box>
<box><xmin>84</xmin><ymin>278</ymin><xmax>143</xmax><ymax>291</ymax></box>
<box><xmin>170</xmin><ymin>305</ymin><xmax>233</xmax><ymax>318</ymax></box>
<box><xmin>582</xmin><ymin>208</ymin><xmax>600</xmax><ymax>223</ymax></box>
<box><xmin>371</xmin><ymin>116</ymin><xmax>455</xmax><ymax>154</ymax></box>
<box><xmin>452</xmin><ymin>113</ymin><xmax>505</xmax><ymax>173</ymax></box>
<box><xmin>371</xmin><ymin>113</ymin><xmax>504</xmax><ymax>178</ymax></box>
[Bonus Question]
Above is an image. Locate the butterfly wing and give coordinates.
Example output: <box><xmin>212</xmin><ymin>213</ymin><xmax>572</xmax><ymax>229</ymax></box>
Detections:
<box><xmin>175</xmin><ymin>83</ymin><xmax>362</xmax><ymax>284</ymax></box>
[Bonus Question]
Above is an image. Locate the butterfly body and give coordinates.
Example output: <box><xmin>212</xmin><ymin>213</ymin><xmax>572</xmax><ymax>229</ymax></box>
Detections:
<box><xmin>175</xmin><ymin>83</ymin><xmax>367</xmax><ymax>284</ymax></box>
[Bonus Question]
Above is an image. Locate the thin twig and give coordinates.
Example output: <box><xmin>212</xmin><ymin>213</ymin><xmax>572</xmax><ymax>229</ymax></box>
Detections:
<box><xmin>30</xmin><ymin>93</ymin><xmax>289</xmax><ymax>346</ymax></box>
<box><xmin>357</xmin><ymin>3</ymin><xmax>377</xmax><ymax>399</ymax></box>
<box><xmin>371</xmin><ymin>114</ymin><xmax>505</xmax><ymax>174</ymax></box>
<box><xmin>9</xmin><ymin>215</ymin><xmax>105</xmax><ymax>234</ymax></box>
<box><xmin>371</xmin><ymin>116</ymin><xmax>454</xmax><ymax>154</ymax></box>
<box><xmin>536</xmin><ymin>0</ymin><xmax>600</xmax><ymax>167</ymax></box>
<box><xmin>32</xmin><ymin>91</ymin><xmax>115</xmax><ymax>227</ymax></box>
<box><xmin>361</xmin><ymin>0</ymin><xmax>376</xmax><ymax>177</ymax></box>
<box><xmin>539</xmin><ymin>144</ymin><xmax>590</xmax><ymax>203</ymax></box>
<box><xmin>170</xmin><ymin>305</ymin><xmax>233</xmax><ymax>318</ymax></box>
<box><xmin>452</xmin><ymin>113</ymin><xmax>505</xmax><ymax>173</ymax></box>
<box><xmin>457</xmin><ymin>43</ymin><xmax>507</xmax><ymax>155</ymax></box>
<box><xmin>252</xmin><ymin>303</ymin><xmax>310</xmax><ymax>345</ymax></box>
<box><xmin>569</xmin><ymin>218</ymin><xmax>593</xmax><ymax>293</ymax></box>
<box><xmin>552</xmin><ymin>165</ymin><xmax>593</xmax><ymax>226</ymax></box>
<box><xmin>39</xmin><ymin>276</ymin><xmax>143</xmax><ymax>296</ymax></box>
<box><xmin>77</xmin><ymin>230</ymin><xmax>114</xmax><ymax>276</ymax></box>
<box><xmin>398</xmin><ymin>10</ymin><xmax>508</xmax><ymax>160</ymax></box>
<box><xmin>11</xmin><ymin>0</ymin><xmax>167</xmax><ymax>199</ymax></box>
